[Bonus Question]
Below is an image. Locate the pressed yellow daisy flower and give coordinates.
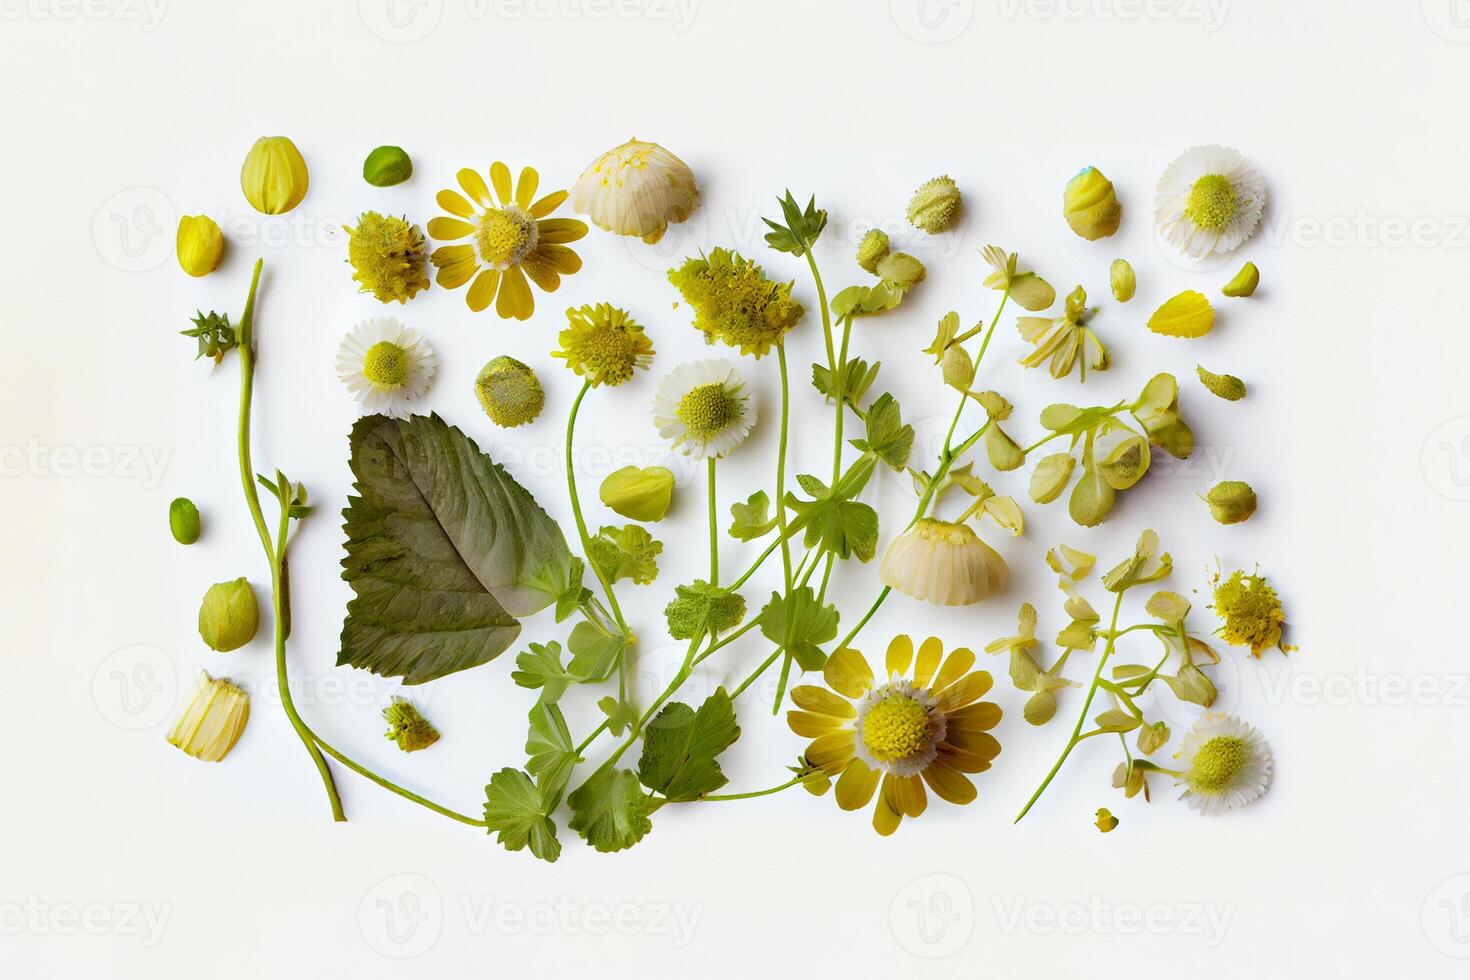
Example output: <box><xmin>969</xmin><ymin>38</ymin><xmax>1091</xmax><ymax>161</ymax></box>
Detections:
<box><xmin>788</xmin><ymin>635</ymin><xmax>1001</xmax><ymax>836</ymax></box>
<box><xmin>553</xmin><ymin>303</ymin><xmax>654</xmax><ymax>387</ymax></box>
<box><xmin>427</xmin><ymin>162</ymin><xmax>588</xmax><ymax>320</ymax></box>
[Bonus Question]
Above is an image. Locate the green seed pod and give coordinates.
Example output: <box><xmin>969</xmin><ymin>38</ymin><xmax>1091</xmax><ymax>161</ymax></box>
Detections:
<box><xmin>941</xmin><ymin>345</ymin><xmax>975</xmax><ymax>390</ymax></box>
<box><xmin>1062</xmin><ymin>167</ymin><xmax>1121</xmax><ymax>240</ymax></box>
<box><xmin>907</xmin><ymin>175</ymin><xmax>962</xmax><ymax>234</ymax></box>
<box><xmin>363</xmin><ymin>145</ymin><xmax>413</xmax><ymax>187</ymax></box>
<box><xmin>875</xmin><ymin>251</ymin><xmax>927</xmax><ymax>290</ymax></box>
<box><xmin>1221</xmin><ymin>261</ymin><xmax>1259</xmax><ymax>297</ymax></box>
<box><xmin>1109</xmin><ymin>258</ymin><xmax>1135</xmax><ymax>302</ymax></box>
<box><xmin>1203</xmin><ymin>480</ymin><xmax>1257</xmax><ymax>524</ymax></box>
<box><xmin>475</xmin><ymin>355</ymin><xmax>544</xmax><ymax>427</ymax></box>
<box><xmin>1197</xmin><ymin>365</ymin><xmax>1247</xmax><ymax>401</ymax></box>
<box><xmin>600</xmin><ymin>465</ymin><xmax>675</xmax><ymax>522</ymax></box>
<box><xmin>855</xmin><ymin>228</ymin><xmax>890</xmax><ymax>273</ymax></box>
<box><xmin>198</xmin><ymin>578</ymin><xmax>259</xmax><ymax>652</ymax></box>
<box><xmin>169</xmin><ymin>497</ymin><xmax>201</xmax><ymax>545</ymax></box>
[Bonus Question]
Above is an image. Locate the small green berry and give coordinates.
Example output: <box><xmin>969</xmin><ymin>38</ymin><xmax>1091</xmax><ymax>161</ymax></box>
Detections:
<box><xmin>1203</xmin><ymin>481</ymin><xmax>1257</xmax><ymax>525</ymax></box>
<box><xmin>169</xmin><ymin>497</ymin><xmax>201</xmax><ymax>545</ymax></box>
<box><xmin>363</xmin><ymin>145</ymin><xmax>413</xmax><ymax>187</ymax></box>
<box><xmin>476</xmin><ymin>356</ymin><xmax>544</xmax><ymax>428</ymax></box>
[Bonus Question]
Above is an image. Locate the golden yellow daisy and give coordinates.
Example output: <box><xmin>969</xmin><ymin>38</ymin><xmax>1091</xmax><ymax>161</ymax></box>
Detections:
<box><xmin>788</xmin><ymin>635</ymin><xmax>1001</xmax><ymax>836</ymax></box>
<box><xmin>427</xmin><ymin>162</ymin><xmax>588</xmax><ymax>320</ymax></box>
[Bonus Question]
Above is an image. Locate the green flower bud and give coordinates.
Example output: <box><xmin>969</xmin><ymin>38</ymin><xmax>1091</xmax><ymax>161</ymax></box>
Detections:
<box><xmin>1196</xmin><ymin>365</ymin><xmax>1247</xmax><ymax>401</ymax></box>
<box><xmin>169</xmin><ymin>497</ymin><xmax>201</xmax><ymax>545</ymax></box>
<box><xmin>855</xmin><ymin>228</ymin><xmax>890</xmax><ymax>273</ymax></box>
<box><xmin>599</xmin><ymin>465</ymin><xmax>675</xmax><ymax>522</ymax></box>
<box><xmin>1222</xmin><ymin>261</ymin><xmax>1260</xmax><ymax>297</ymax></box>
<box><xmin>876</xmin><ymin>251</ymin><xmax>927</xmax><ymax>290</ymax></box>
<box><xmin>363</xmin><ymin>145</ymin><xmax>413</xmax><ymax>187</ymax></box>
<box><xmin>1062</xmin><ymin>167</ymin><xmax>1121</xmax><ymax>240</ymax></box>
<box><xmin>941</xmin><ymin>345</ymin><xmax>974</xmax><ymax>390</ymax></box>
<box><xmin>907</xmin><ymin>175</ymin><xmax>962</xmax><ymax>233</ymax></box>
<box><xmin>1109</xmin><ymin>258</ymin><xmax>1135</xmax><ymax>302</ymax></box>
<box><xmin>475</xmin><ymin>356</ymin><xmax>544</xmax><ymax>427</ymax></box>
<box><xmin>198</xmin><ymin>578</ymin><xmax>259</xmax><ymax>652</ymax></box>
<box><xmin>1203</xmin><ymin>481</ymin><xmax>1257</xmax><ymax>524</ymax></box>
<box><xmin>383</xmin><ymin>697</ymin><xmax>439</xmax><ymax>752</ymax></box>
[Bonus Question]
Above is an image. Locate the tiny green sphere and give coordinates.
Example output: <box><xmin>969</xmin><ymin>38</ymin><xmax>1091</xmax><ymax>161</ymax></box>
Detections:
<box><xmin>363</xmin><ymin>145</ymin><xmax>413</xmax><ymax>187</ymax></box>
<box><xmin>169</xmin><ymin>497</ymin><xmax>201</xmax><ymax>545</ymax></box>
<box><xmin>1204</xmin><ymin>480</ymin><xmax>1257</xmax><ymax>525</ymax></box>
<box><xmin>198</xmin><ymin>578</ymin><xmax>259</xmax><ymax>652</ymax></box>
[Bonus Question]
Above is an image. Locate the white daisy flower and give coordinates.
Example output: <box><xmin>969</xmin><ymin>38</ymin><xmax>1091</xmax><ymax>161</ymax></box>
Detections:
<box><xmin>878</xmin><ymin>518</ymin><xmax>1008</xmax><ymax>606</ymax></box>
<box><xmin>652</xmin><ymin>359</ymin><xmax>754</xmax><ymax>460</ymax></box>
<box><xmin>1174</xmin><ymin>712</ymin><xmax>1273</xmax><ymax>816</ymax></box>
<box><xmin>1154</xmin><ymin>146</ymin><xmax>1266</xmax><ymax>259</ymax></box>
<box><xmin>335</xmin><ymin>317</ymin><xmax>436</xmax><ymax>418</ymax></box>
<box><xmin>570</xmin><ymin>139</ymin><xmax>700</xmax><ymax>245</ymax></box>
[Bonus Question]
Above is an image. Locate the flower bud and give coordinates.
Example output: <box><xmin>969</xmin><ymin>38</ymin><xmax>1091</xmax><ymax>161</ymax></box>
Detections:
<box><xmin>167</xmin><ymin>671</ymin><xmax>249</xmax><ymax>762</ymax></box>
<box><xmin>1203</xmin><ymin>480</ymin><xmax>1257</xmax><ymax>524</ymax></box>
<box><xmin>240</xmin><ymin>136</ymin><xmax>309</xmax><ymax>215</ymax></box>
<box><xmin>1095</xmin><ymin>807</ymin><xmax>1119</xmax><ymax>832</ymax></box>
<box><xmin>855</xmin><ymin>228</ymin><xmax>890</xmax><ymax>273</ymax></box>
<box><xmin>907</xmin><ymin>175</ymin><xmax>962</xmax><ymax>233</ymax></box>
<box><xmin>169</xmin><ymin>497</ymin><xmax>201</xmax><ymax>545</ymax></box>
<box><xmin>1196</xmin><ymin>364</ymin><xmax>1247</xmax><ymax>401</ymax></box>
<box><xmin>1062</xmin><ymin>167</ymin><xmax>1121</xmax><ymax>240</ymax></box>
<box><xmin>197</xmin><ymin>577</ymin><xmax>259</xmax><ymax>652</ymax></box>
<box><xmin>176</xmin><ymin>214</ymin><xmax>224</xmax><ymax>277</ymax></box>
<box><xmin>475</xmin><ymin>355</ymin><xmax>544</xmax><ymax>427</ymax></box>
<box><xmin>600</xmin><ymin>465</ymin><xmax>675</xmax><ymax>522</ymax></box>
<box><xmin>384</xmin><ymin>697</ymin><xmax>439</xmax><ymax>753</ymax></box>
<box><xmin>941</xmin><ymin>345</ymin><xmax>974</xmax><ymax>390</ymax></box>
<box><xmin>875</xmin><ymin>251</ymin><xmax>926</xmax><ymax>290</ymax></box>
<box><xmin>1109</xmin><ymin>258</ymin><xmax>1135</xmax><ymax>302</ymax></box>
<box><xmin>363</xmin><ymin>145</ymin><xmax>413</xmax><ymax>187</ymax></box>
<box><xmin>1222</xmin><ymin>260</ymin><xmax>1259</xmax><ymax>297</ymax></box>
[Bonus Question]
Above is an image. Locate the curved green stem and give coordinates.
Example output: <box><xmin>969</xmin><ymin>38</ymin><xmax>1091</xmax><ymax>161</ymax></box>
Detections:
<box><xmin>775</xmin><ymin>343</ymin><xmax>794</xmax><ymax>589</ymax></box>
<box><xmin>697</xmin><ymin>774</ymin><xmax>805</xmax><ymax>802</ymax></box>
<box><xmin>565</xmin><ymin>380</ymin><xmax>628</xmax><ymax>633</ymax></box>
<box><xmin>731</xmin><ymin>648</ymin><xmax>785</xmax><ymax>700</ymax></box>
<box><xmin>707</xmin><ymin>457</ymin><xmax>719</xmax><ymax>585</ymax></box>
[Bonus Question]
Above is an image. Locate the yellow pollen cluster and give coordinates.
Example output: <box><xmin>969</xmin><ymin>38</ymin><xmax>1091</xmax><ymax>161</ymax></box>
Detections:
<box><xmin>861</xmin><ymin>693</ymin><xmax>931</xmax><ymax>762</ymax></box>
<box><xmin>477</xmin><ymin>206</ymin><xmax>536</xmax><ymax>268</ymax></box>
<box><xmin>362</xmin><ymin>341</ymin><xmax>409</xmax><ymax>388</ymax></box>
<box><xmin>1185</xmin><ymin>174</ymin><xmax>1238</xmax><ymax>230</ymax></box>
<box><xmin>676</xmin><ymin>383</ymin><xmax>738</xmax><ymax>436</ymax></box>
<box><xmin>1190</xmin><ymin>736</ymin><xmax>1247</xmax><ymax>791</ymax></box>
<box><xmin>1212</xmin><ymin>570</ymin><xmax>1286</xmax><ymax>656</ymax></box>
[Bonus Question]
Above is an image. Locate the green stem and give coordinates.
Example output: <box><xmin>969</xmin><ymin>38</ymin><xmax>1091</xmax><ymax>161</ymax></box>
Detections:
<box><xmin>697</xmin><ymin>775</ymin><xmax>805</xmax><ymax>802</ymax></box>
<box><xmin>691</xmin><ymin>617</ymin><xmax>761</xmax><ymax>666</ymax></box>
<box><xmin>707</xmin><ymin>457</ymin><xmax>719</xmax><ymax>585</ymax></box>
<box><xmin>731</xmin><ymin>648</ymin><xmax>785</xmax><ymax>700</ymax></box>
<box><xmin>775</xmin><ymin>343</ymin><xmax>794</xmax><ymax>590</ymax></box>
<box><xmin>565</xmin><ymin>380</ymin><xmax>628</xmax><ymax>632</ymax></box>
<box><xmin>1014</xmin><ymin>591</ymin><xmax>1126</xmax><ymax>823</ymax></box>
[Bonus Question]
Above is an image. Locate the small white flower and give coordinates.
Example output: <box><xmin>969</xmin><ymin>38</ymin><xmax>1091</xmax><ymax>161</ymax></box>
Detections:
<box><xmin>1174</xmin><ymin>712</ymin><xmax>1273</xmax><ymax>816</ymax></box>
<box><xmin>570</xmin><ymin>139</ymin><xmax>700</xmax><ymax>245</ymax></box>
<box><xmin>1155</xmin><ymin>145</ymin><xmax>1266</xmax><ymax>259</ymax></box>
<box><xmin>878</xmin><ymin>518</ymin><xmax>1008</xmax><ymax>606</ymax></box>
<box><xmin>336</xmin><ymin>317</ymin><xmax>437</xmax><ymax>418</ymax></box>
<box><xmin>652</xmin><ymin>359</ymin><xmax>754</xmax><ymax>460</ymax></box>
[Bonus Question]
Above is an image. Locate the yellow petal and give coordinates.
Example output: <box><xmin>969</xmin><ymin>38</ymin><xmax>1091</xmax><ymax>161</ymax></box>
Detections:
<box><xmin>912</xmin><ymin>637</ymin><xmax>943</xmax><ymax>688</ymax></box>
<box><xmin>530</xmin><ymin>189</ymin><xmax>568</xmax><ymax>218</ymax></box>
<box><xmin>947</xmin><ymin>701</ymin><xmax>1002</xmax><ymax>733</ymax></box>
<box><xmin>944</xmin><ymin>728</ymin><xmax>1001</xmax><ymax>758</ymax></box>
<box><xmin>537</xmin><ymin>217</ymin><xmax>589</xmax><ymax>244</ymax></box>
<box><xmin>891</xmin><ymin>774</ymin><xmax>927</xmax><ymax>818</ymax></box>
<box><xmin>457</xmin><ymin>168</ymin><xmax>492</xmax><ymax>208</ymax></box>
<box><xmin>430</xmin><ymin>243</ymin><xmax>474</xmax><ymax>268</ymax></box>
<box><xmin>534</xmin><ymin>243</ymin><xmax>582</xmax><ymax>275</ymax></box>
<box><xmin>466</xmin><ymin>268</ymin><xmax>500</xmax><ymax>312</ymax></box>
<box><xmin>1147</xmin><ymin>290</ymin><xmax>1215</xmax><ymax>338</ymax></box>
<box><xmin>938</xmin><ymin>670</ymin><xmax>994</xmax><ymax>711</ymax></box>
<box><xmin>436</xmin><ymin>258</ymin><xmax>478</xmax><ymax>290</ymax></box>
<box><xmin>436</xmin><ymin>189</ymin><xmax>475</xmax><ymax>219</ymax></box>
<box><xmin>496</xmin><ymin>265</ymin><xmax>533</xmax><ymax>320</ymax></box>
<box><xmin>490</xmin><ymin>161</ymin><xmax>513</xmax><ymax>206</ymax></box>
<box><xmin>885</xmin><ymin>635</ymin><xmax>913</xmax><ymax>676</ymax></box>
<box><xmin>787</xmin><ymin>710</ymin><xmax>845</xmax><ymax>738</ymax></box>
<box><xmin>834</xmin><ymin>758</ymin><xmax>879</xmax><ymax>810</ymax></box>
<box><xmin>790</xmin><ymin>685</ymin><xmax>856</xmax><ymax>719</ymax></box>
<box><xmin>922</xmin><ymin>762</ymin><xmax>977</xmax><ymax>805</ymax></box>
<box><xmin>931</xmin><ymin>647</ymin><xmax>975</xmax><ymax>693</ymax></box>
<box><xmin>824</xmin><ymin>648</ymin><xmax>873</xmax><ymax>699</ymax></box>
<box><xmin>806</xmin><ymin>731</ymin><xmax>856</xmax><ymax>774</ymax></box>
<box><xmin>872</xmin><ymin>791</ymin><xmax>902</xmax><ymax>836</ymax></box>
<box><xmin>515</xmin><ymin>167</ymin><xmax>539</xmax><ymax>209</ymax></box>
<box><xmin>937</xmin><ymin>742</ymin><xmax>997</xmax><ymax>773</ymax></box>
<box><xmin>427</xmin><ymin>217</ymin><xmax>474</xmax><ymax>241</ymax></box>
<box><xmin>520</xmin><ymin>250</ymin><xmax>561</xmax><ymax>293</ymax></box>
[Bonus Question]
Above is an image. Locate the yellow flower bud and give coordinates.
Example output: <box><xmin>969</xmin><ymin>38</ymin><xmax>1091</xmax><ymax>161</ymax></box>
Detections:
<box><xmin>167</xmin><ymin>671</ymin><xmax>249</xmax><ymax>762</ymax></box>
<box><xmin>1109</xmin><ymin>258</ymin><xmax>1135</xmax><ymax>302</ymax></box>
<box><xmin>907</xmin><ymin>175</ymin><xmax>962</xmax><ymax>234</ymax></box>
<box><xmin>176</xmin><ymin>214</ymin><xmax>223</xmax><ymax>277</ymax></box>
<box><xmin>600</xmin><ymin>465</ymin><xmax>675</xmax><ymax>522</ymax></box>
<box><xmin>1062</xmin><ymin>167</ymin><xmax>1121</xmax><ymax>240</ymax></box>
<box><xmin>240</xmin><ymin>136</ymin><xmax>309</xmax><ymax>215</ymax></box>
<box><xmin>1222</xmin><ymin>261</ymin><xmax>1259</xmax><ymax>297</ymax></box>
<box><xmin>855</xmin><ymin>229</ymin><xmax>890</xmax><ymax>273</ymax></box>
<box><xmin>1202</xmin><ymin>480</ymin><xmax>1257</xmax><ymax>524</ymax></box>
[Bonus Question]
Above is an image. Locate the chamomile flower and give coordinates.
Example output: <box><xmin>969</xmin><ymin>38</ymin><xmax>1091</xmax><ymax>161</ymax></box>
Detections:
<box><xmin>570</xmin><ymin>138</ymin><xmax>700</xmax><ymax>245</ymax></box>
<box><xmin>1174</xmin><ymin>712</ymin><xmax>1273</xmax><ymax>816</ymax></box>
<box><xmin>1155</xmin><ymin>146</ymin><xmax>1266</xmax><ymax>259</ymax></box>
<box><xmin>652</xmin><ymin>359</ymin><xmax>754</xmax><ymax>460</ymax></box>
<box><xmin>553</xmin><ymin>303</ymin><xmax>655</xmax><ymax>387</ymax></box>
<box><xmin>879</xmin><ymin>519</ymin><xmax>1009</xmax><ymax>606</ymax></box>
<box><xmin>788</xmin><ymin>635</ymin><xmax>1002</xmax><ymax>836</ymax></box>
<box><xmin>427</xmin><ymin>162</ymin><xmax>587</xmax><ymax>319</ymax></box>
<box><xmin>335</xmin><ymin>317</ymin><xmax>436</xmax><ymax>418</ymax></box>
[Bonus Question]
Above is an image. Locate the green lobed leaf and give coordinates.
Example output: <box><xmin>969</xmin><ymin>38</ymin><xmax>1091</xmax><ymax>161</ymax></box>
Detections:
<box><xmin>483</xmin><ymin>768</ymin><xmax>561</xmax><ymax>863</ymax></box>
<box><xmin>636</xmin><ymin>689</ymin><xmax>741</xmax><ymax>801</ymax></box>
<box><xmin>566</xmin><ymin>620</ymin><xmax>627</xmax><ymax>682</ymax></box>
<box><xmin>728</xmin><ymin>490</ymin><xmax>778</xmax><ymax>542</ymax></box>
<box><xmin>586</xmin><ymin>524</ymin><xmax>662</xmax><ymax>586</ymax></box>
<box><xmin>511</xmin><ymin>640</ymin><xmax>579</xmax><ymax>704</ymax></box>
<box><xmin>758</xmin><ymin>587</ymin><xmax>839</xmax><ymax>671</ymax></box>
<box><xmin>664</xmin><ymin>580</ymin><xmax>746</xmax><ymax>640</ymax></box>
<box><xmin>850</xmin><ymin>393</ymin><xmax>915</xmax><ymax>471</ymax></box>
<box><xmin>526</xmin><ymin>702</ymin><xmax>578</xmax><ymax>809</ymax></box>
<box><xmin>812</xmin><ymin>358</ymin><xmax>881</xmax><ymax>407</ymax></box>
<box><xmin>567</xmin><ymin>768</ymin><xmax>653</xmax><ymax>853</ymax></box>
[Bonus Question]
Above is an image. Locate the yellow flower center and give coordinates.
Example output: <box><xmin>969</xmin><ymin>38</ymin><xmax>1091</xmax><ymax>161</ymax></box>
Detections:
<box><xmin>1212</xmin><ymin>571</ymin><xmax>1285</xmax><ymax>654</ymax></box>
<box><xmin>677</xmin><ymin>383</ymin><xmax>740</xmax><ymax>436</ymax></box>
<box><xmin>578</xmin><ymin>326</ymin><xmax>639</xmax><ymax>385</ymax></box>
<box><xmin>1190</xmin><ymin>736</ymin><xmax>1248</xmax><ymax>792</ymax></box>
<box><xmin>1185</xmin><ymin>174</ymin><xmax>1238</xmax><ymax>230</ymax></box>
<box><xmin>860</xmin><ymin>692</ymin><xmax>932</xmax><ymax>763</ymax></box>
<box><xmin>363</xmin><ymin>341</ymin><xmax>409</xmax><ymax>388</ymax></box>
<box><xmin>476</xmin><ymin>206</ymin><xmax>537</xmax><ymax>269</ymax></box>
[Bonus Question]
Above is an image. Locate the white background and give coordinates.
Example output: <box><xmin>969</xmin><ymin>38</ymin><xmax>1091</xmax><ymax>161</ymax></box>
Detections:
<box><xmin>3</xmin><ymin>0</ymin><xmax>1468</xmax><ymax>976</ymax></box>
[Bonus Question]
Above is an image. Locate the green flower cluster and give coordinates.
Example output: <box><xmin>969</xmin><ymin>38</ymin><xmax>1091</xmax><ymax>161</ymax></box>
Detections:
<box><xmin>667</xmin><ymin>248</ymin><xmax>803</xmax><ymax>358</ymax></box>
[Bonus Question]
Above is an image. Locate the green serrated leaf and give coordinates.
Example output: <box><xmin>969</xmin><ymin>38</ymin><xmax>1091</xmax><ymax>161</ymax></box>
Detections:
<box><xmin>566</xmin><ymin>620</ymin><xmax>627</xmax><ymax>682</ymax></box>
<box><xmin>511</xmin><ymin>640</ymin><xmax>579</xmax><ymax>704</ymax></box>
<box><xmin>728</xmin><ymin>491</ymin><xmax>778</xmax><ymax>541</ymax></box>
<box><xmin>567</xmin><ymin>768</ymin><xmax>652</xmax><ymax>853</ymax></box>
<box><xmin>812</xmin><ymin>358</ymin><xmax>880</xmax><ymax>406</ymax></box>
<box><xmin>597</xmin><ymin>695</ymin><xmax>638</xmax><ymax>737</ymax></box>
<box><xmin>850</xmin><ymin>393</ymin><xmax>914</xmax><ymax>471</ymax></box>
<box><xmin>526</xmin><ymin>702</ymin><xmax>578</xmax><ymax>808</ymax></box>
<box><xmin>636</xmin><ymin>689</ymin><xmax>741</xmax><ymax>801</ymax></box>
<box><xmin>483</xmin><ymin>768</ymin><xmax>561</xmax><ymax>863</ymax></box>
<box><xmin>586</xmin><ymin>524</ymin><xmax>662</xmax><ymax>585</ymax></box>
<box><xmin>758</xmin><ymin>587</ymin><xmax>839</xmax><ymax>671</ymax></box>
<box><xmin>663</xmin><ymin>580</ymin><xmax>746</xmax><ymax>640</ymax></box>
